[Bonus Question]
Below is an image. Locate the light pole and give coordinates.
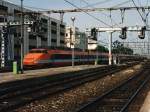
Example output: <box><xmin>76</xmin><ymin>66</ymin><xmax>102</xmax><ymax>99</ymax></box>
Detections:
<box><xmin>71</xmin><ymin>17</ymin><xmax>75</xmax><ymax>67</ymax></box>
<box><xmin>20</xmin><ymin>0</ymin><xmax>24</xmax><ymax>73</ymax></box>
<box><xmin>108</xmin><ymin>31</ymin><xmax>113</xmax><ymax>65</ymax></box>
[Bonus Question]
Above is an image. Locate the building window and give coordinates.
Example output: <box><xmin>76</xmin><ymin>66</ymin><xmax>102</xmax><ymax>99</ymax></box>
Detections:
<box><xmin>14</xmin><ymin>10</ymin><xmax>21</xmax><ymax>17</ymax></box>
<box><xmin>60</xmin><ymin>32</ymin><xmax>65</xmax><ymax>36</ymax></box>
<box><xmin>60</xmin><ymin>24</ymin><xmax>65</xmax><ymax>28</ymax></box>
<box><xmin>0</xmin><ymin>5</ymin><xmax>8</xmax><ymax>11</ymax></box>
<box><xmin>29</xmin><ymin>35</ymin><xmax>36</xmax><ymax>39</ymax></box>
<box><xmin>0</xmin><ymin>17</ymin><xmax>4</xmax><ymax>22</ymax></box>
<box><xmin>41</xmin><ymin>37</ymin><xmax>47</xmax><ymax>41</ymax></box>
<box><xmin>41</xmin><ymin>18</ymin><xmax>47</xmax><ymax>23</ymax></box>
<box><xmin>60</xmin><ymin>40</ymin><xmax>64</xmax><ymax>44</ymax></box>
<box><xmin>51</xmin><ymin>21</ymin><xmax>57</xmax><ymax>26</ymax></box>
<box><xmin>51</xmin><ymin>29</ymin><xmax>57</xmax><ymax>34</ymax></box>
<box><xmin>52</xmin><ymin>39</ymin><xmax>57</xmax><ymax>42</ymax></box>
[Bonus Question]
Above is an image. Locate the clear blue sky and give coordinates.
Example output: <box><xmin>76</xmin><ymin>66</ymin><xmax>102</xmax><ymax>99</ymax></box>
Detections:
<box><xmin>4</xmin><ymin>0</ymin><xmax>150</xmax><ymax>54</ymax></box>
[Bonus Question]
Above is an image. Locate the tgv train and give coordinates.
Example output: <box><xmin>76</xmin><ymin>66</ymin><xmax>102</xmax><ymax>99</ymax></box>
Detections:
<box><xmin>23</xmin><ymin>47</ymin><xmax>109</xmax><ymax>67</ymax></box>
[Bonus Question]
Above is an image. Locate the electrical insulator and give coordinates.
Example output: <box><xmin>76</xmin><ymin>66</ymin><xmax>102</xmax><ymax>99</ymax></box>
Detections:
<box><xmin>138</xmin><ymin>26</ymin><xmax>146</xmax><ymax>39</ymax></box>
<box><xmin>119</xmin><ymin>27</ymin><xmax>127</xmax><ymax>39</ymax></box>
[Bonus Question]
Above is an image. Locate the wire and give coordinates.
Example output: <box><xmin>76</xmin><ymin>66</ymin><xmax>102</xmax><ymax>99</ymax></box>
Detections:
<box><xmin>82</xmin><ymin>0</ymin><xmax>114</xmax><ymax>8</ymax></box>
<box><xmin>131</xmin><ymin>0</ymin><xmax>146</xmax><ymax>23</ymax></box>
<box><xmin>63</xmin><ymin>0</ymin><xmax>112</xmax><ymax>27</ymax></box>
<box><xmin>111</xmin><ymin>0</ymin><xmax>132</xmax><ymax>8</ymax></box>
<box><xmin>131</xmin><ymin>0</ymin><xmax>150</xmax><ymax>54</ymax></box>
<box><xmin>81</xmin><ymin>0</ymin><xmax>120</xmax><ymax>27</ymax></box>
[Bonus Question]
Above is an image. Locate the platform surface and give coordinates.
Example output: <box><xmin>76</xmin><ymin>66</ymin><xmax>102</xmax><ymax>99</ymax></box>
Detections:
<box><xmin>0</xmin><ymin>65</ymin><xmax>105</xmax><ymax>84</ymax></box>
<box><xmin>140</xmin><ymin>92</ymin><xmax>150</xmax><ymax>112</ymax></box>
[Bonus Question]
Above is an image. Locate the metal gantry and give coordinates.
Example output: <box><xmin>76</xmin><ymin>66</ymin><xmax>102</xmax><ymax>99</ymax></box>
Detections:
<box><xmin>87</xmin><ymin>26</ymin><xmax>150</xmax><ymax>65</ymax></box>
<box><xmin>37</xmin><ymin>6</ymin><xmax>150</xmax><ymax>14</ymax></box>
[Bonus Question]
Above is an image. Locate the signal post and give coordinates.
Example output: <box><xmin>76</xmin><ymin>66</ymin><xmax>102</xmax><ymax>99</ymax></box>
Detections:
<box><xmin>108</xmin><ymin>31</ymin><xmax>113</xmax><ymax>65</ymax></box>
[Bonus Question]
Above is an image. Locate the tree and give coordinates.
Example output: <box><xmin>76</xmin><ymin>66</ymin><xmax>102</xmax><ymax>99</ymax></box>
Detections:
<box><xmin>112</xmin><ymin>40</ymin><xmax>133</xmax><ymax>54</ymax></box>
<box><xmin>96</xmin><ymin>45</ymin><xmax>108</xmax><ymax>53</ymax></box>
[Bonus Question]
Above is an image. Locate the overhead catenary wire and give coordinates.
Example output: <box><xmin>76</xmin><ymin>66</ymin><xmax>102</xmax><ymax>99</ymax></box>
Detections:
<box><xmin>81</xmin><ymin>0</ymin><xmax>114</xmax><ymax>8</ymax></box>
<box><xmin>131</xmin><ymin>0</ymin><xmax>146</xmax><ymax>23</ymax></box>
<box><xmin>131</xmin><ymin>0</ymin><xmax>150</xmax><ymax>54</ymax></box>
<box><xmin>63</xmin><ymin>0</ymin><xmax>112</xmax><ymax>27</ymax></box>
<box><xmin>81</xmin><ymin>0</ymin><xmax>120</xmax><ymax>27</ymax></box>
<box><xmin>111</xmin><ymin>0</ymin><xmax>132</xmax><ymax>8</ymax></box>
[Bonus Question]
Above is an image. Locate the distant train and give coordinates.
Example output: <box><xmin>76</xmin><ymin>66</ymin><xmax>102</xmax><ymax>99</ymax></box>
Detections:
<box><xmin>23</xmin><ymin>47</ymin><xmax>109</xmax><ymax>67</ymax></box>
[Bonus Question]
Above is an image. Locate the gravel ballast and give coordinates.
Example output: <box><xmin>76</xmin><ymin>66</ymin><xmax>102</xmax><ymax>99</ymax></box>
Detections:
<box><xmin>15</xmin><ymin>64</ymin><xmax>143</xmax><ymax>112</ymax></box>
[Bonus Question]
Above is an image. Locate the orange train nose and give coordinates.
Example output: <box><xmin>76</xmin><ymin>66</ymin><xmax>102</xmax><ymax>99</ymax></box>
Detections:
<box><xmin>23</xmin><ymin>53</ymin><xmax>44</xmax><ymax>66</ymax></box>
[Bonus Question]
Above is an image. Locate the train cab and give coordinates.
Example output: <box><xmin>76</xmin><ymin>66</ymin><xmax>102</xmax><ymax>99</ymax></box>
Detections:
<box><xmin>23</xmin><ymin>49</ymin><xmax>50</xmax><ymax>67</ymax></box>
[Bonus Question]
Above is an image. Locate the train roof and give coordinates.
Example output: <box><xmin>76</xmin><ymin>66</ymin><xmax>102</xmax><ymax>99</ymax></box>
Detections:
<box><xmin>35</xmin><ymin>46</ymin><xmax>86</xmax><ymax>51</ymax></box>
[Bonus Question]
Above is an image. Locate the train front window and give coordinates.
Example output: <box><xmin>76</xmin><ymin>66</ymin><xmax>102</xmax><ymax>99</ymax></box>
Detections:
<box><xmin>29</xmin><ymin>50</ymin><xmax>48</xmax><ymax>53</ymax></box>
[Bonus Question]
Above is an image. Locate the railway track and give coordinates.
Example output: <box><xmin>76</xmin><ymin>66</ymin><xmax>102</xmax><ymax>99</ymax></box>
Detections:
<box><xmin>0</xmin><ymin>62</ymin><xmax>140</xmax><ymax>112</ymax></box>
<box><xmin>75</xmin><ymin>62</ymin><xmax>150</xmax><ymax>112</ymax></box>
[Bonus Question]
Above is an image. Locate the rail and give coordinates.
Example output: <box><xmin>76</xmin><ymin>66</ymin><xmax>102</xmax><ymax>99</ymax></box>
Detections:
<box><xmin>0</xmin><ymin>62</ymin><xmax>138</xmax><ymax>111</ymax></box>
<box><xmin>75</xmin><ymin>62</ymin><xmax>149</xmax><ymax>112</ymax></box>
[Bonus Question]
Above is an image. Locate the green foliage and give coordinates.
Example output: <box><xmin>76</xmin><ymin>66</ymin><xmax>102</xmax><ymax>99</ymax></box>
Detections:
<box><xmin>96</xmin><ymin>45</ymin><xmax>108</xmax><ymax>53</ymax></box>
<box><xmin>112</xmin><ymin>40</ymin><xmax>133</xmax><ymax>54</ymax></box>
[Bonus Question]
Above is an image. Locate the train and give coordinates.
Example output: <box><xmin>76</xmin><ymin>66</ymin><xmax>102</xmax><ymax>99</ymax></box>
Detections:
<box><xmin>23</xmin><ymin>47</ymin><xmax>109</xmax><ymax>67</ymax></box>
<box><xmin>23</xmin><ymin>47</ymin><xmax>146</xmax><ymax>68</ymax></box>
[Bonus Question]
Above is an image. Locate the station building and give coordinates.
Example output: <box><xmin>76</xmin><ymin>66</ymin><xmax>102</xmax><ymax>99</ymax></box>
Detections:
<box><xmin>65</xmin><ymin>27</ymin><xmax>88</xmax><ymax>51</ymax></box>
<box><xmin>0</xmin><ymin>0</ymin><xmax>66</xmax><ymax>67</ymax></box>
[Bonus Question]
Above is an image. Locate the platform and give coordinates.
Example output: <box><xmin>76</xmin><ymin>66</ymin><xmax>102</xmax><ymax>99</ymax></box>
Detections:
<box><xmin>140</xmin><ymin>92</ymin><xmax>150</xmax><ymax>112</ymax></box>
<box><xmin>0</xmin><ymin>65</ymin><xmax>106</xmax><ymax>84</ymax></box>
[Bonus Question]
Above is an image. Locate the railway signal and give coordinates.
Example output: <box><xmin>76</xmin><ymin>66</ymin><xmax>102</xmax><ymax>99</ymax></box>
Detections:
<box><xmin>91</xmin><ymin>28</ymin><xmax>97</xmax><ymax>40</ymax></box>
<box><xmin>138</xmin><ymin>26</ymin><xmax>146</xmax><ymax>39</ymax></box>
<box><xmin>119</xmin><ymin>27</ymin><xmax>127</xmax><ymax>39</ymax></box>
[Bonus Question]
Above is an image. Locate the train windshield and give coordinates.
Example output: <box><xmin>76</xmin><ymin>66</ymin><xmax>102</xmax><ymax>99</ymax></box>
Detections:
<box><xmin>29</xmin><ymin>50</ymin><xmax>48</xmax><ymax>53</ymax></box>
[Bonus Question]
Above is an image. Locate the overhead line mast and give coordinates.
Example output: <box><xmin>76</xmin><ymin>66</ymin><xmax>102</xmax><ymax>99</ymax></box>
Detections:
<box><xmin>37</xmin><ymin>6</ymin><xmax>150</xmax><ymax>14</ymax></box>
<box><xmin>18</xmin><ymin>6</ymin><xmax>150</xmax><ymax>15</ymax></box>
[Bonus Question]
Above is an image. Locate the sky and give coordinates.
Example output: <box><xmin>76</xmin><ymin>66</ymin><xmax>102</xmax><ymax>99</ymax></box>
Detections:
<box><xmin>4</xmin><ymin>0</ymin><xmax>150</xmax><ymax>54</ymax></box>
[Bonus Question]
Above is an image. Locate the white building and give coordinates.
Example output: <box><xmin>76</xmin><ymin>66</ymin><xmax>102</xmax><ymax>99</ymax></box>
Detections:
<box><xmin>65</xmin><ymin>27</ymin><xmax>88</xmax><ymax>51</ymax></box>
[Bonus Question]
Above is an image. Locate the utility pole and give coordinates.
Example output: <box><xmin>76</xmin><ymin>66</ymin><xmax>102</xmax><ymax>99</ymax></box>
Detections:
<box><xmin>20</xmin><ymin>0</ymin><xmax>24</xmax><ymax>73</ymax></box>
<box><xmin>71</xmin><ymin>17</ymin><xmax>75</xmax><ymax>67</ymax></box>
<box><xmin>108</xmin><ymin>32</ymin><xmax>113</xmax><ymax>65</ymax></box>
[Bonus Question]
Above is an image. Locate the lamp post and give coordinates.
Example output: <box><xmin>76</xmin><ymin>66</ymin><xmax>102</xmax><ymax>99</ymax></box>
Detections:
<box><xmin>71</xmin><ymin>17</ymin><xmax>75</xmax><ymax>67</ymax></box>
<box><xmin>108</xmin><ymin>31</ymin><xmax>113</xmax><ymax>65</ymax></box>
<box><xmin>20</xmin><ymin>0</ymin><xmax>24</xmax><ymax>73</ymax></box>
